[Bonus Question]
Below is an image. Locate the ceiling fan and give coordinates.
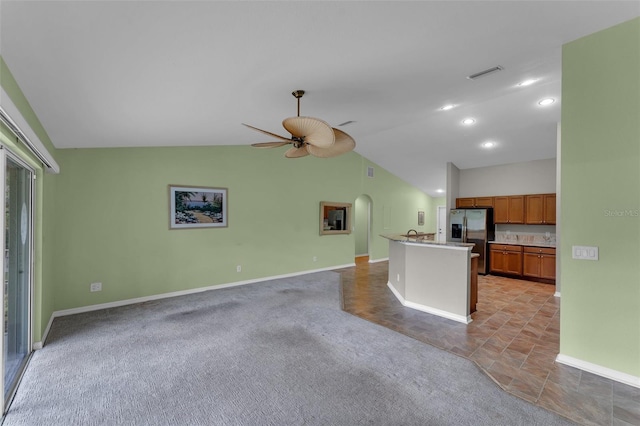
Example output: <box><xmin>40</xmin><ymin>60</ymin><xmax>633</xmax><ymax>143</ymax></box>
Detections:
<box><xmin>242</xmin><ymin>90</ymin><xmax>356</xmax><ymax>158</ymax></box>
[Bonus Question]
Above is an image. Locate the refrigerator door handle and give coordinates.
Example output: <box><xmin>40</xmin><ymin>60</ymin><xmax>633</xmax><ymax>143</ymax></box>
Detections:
<box><xmin>462</xmin><ymin>216</ymin><xmax>467</xmax><ymax>243</ymax></box>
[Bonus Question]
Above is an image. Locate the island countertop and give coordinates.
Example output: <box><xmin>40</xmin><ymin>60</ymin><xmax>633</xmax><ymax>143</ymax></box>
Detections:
<box><xmin>381</xmin><ymin>234</ymin><xmax>475</xmax><ymax>249</ymax></box>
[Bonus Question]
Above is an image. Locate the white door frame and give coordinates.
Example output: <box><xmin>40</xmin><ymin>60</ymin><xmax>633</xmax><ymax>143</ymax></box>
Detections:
<box><xmin>436</xmin><ymin>206</ymin><xmax>447</xmax><ymax>243</ymax></box>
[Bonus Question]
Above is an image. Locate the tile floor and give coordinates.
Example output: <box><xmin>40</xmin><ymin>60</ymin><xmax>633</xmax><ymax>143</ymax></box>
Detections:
<box><xmin>336</xmin><ymin>257</ymin><xmax>640</xmax><ymax>426</ymax></box>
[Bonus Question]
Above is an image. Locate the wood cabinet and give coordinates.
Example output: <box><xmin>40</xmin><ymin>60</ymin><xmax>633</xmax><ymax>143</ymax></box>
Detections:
<box><xmin>523</xmin><ymin>247</ymin><xmax>556</xmax><ymax>279</ymax></box>
<box><xmin>489</xmin><ymin>244</ymin><xmax>522</xmax><ymax>276</ymax></box>
<box><xmin>494</xmin><ymin>196</ymin><xmax>524</xmax><ymax>224</ymax></box>
<box><xmin>456</xmin><ymin>197</ymin><xmax>494</xmax><ymax>208</ymax></box>
<box><xmin>525</xmin><ymin>194</ymin><xmax>556</xmax><ymax>225</ymax></box>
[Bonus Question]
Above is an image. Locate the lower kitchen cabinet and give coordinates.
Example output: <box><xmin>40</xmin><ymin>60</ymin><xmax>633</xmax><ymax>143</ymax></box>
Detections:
<box><xmin>523</xmin><ymin>247</ymin><xmax>556</xmax><ymax>280</ymax></box>
<box><xmin>489</xmin><ymin>244</ymin><xmax>522</xmax><ymax>276</ymax></box>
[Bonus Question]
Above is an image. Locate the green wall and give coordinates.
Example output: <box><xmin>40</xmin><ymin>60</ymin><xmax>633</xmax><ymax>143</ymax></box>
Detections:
<box><xmin>51</xmin><ymin>146</ymin><xmax>433</xmax><ymax>313</ymax></box>
<box><xmin>560</xmin><ymin>18</ymin><xmax>640</xmax><ymax>377</ymax></box>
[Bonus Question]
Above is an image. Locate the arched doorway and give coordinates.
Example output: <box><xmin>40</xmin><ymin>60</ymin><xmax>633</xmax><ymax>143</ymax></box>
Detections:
<box><xmin>354</xmin><ymin>194</ymin><xmax>373</xmax><ymax>261</ymax></box>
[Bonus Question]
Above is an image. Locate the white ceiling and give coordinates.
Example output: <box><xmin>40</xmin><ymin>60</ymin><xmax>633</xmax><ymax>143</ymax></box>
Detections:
<box><xmin>1</xmin><ymin>1</ymin><xmax>638</xmax><ymax>196</ymax></box>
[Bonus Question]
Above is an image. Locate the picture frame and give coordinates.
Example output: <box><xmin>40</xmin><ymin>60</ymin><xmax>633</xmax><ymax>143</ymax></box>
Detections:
<box><xmin>418</xmin><ymin>210</ymin><xmax>425</xmax><ymax>226</ymax></box>
<box><xmin>169</xmin><ymin>185</ymin><xmax>228</xmax><ymax>229</ymax></box>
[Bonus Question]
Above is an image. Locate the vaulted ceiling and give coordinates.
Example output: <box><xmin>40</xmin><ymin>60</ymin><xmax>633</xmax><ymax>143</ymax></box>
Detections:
<box><xmin>1</xmin><ymin>1</ymin><xmax>638</xmax><ymax>196</ymax></box>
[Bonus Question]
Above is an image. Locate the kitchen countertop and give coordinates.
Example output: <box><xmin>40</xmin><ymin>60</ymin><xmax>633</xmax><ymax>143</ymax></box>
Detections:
<box><xmin>381</xmin><ymin>234</ymin><xmax>475</xmax><ymax>249</ymax></box>
<box><xmin>488</xmin><ymin>241</ymin><xmax>556</xmax><ymax>248</ymax></box>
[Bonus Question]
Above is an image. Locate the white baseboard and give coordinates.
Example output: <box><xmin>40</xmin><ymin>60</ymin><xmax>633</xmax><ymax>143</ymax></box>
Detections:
<box><xmin>355</xmin><ymin>254</ymin><xmax>369</xmax><ymax>258</ymax></box>
<box><xmin>387</xmin><ymin>282</ymin><xmax>471</xmax><ymax>324</ymax></box>
<box><xmin>32</xmin><ymin>313</ymin><xmax>56</xmax><ymax>349</ymax></box>
<box><xmin>386</xmin><ymin>281</ymin><xmax>406</xmax><ymax>304</ymax></box>
<box><xmin>34</xmin><ymin>264</ymin><xmax>354</xmax><ymax>349</ymax></box>
<box><xmin>556</xmin><ymin>353</ymin><xmax>640</xmax><ymax>389</ymax></box>
<box><xmin>554</xmin><ymin>291</ymin><xmax>561</xmax><ymax>298</ymax></box>
<box><xmin>369</xmin><ymin>257</ymin><xmax>389</xmax><ymax>264</ymax></box>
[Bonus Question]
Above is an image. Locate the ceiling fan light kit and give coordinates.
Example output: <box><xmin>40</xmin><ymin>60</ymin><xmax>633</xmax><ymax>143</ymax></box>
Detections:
<box><xmin>243</xmin><ymin>90</ymin><xmax>355</xmax><ymax>159</ymax></box>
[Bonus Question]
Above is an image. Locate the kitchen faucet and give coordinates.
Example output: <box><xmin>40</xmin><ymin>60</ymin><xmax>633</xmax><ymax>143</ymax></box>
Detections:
<box><xmin>406</xmin><ymin>229</ymin><xmax>418</xmax><ymax>236</ymax></box>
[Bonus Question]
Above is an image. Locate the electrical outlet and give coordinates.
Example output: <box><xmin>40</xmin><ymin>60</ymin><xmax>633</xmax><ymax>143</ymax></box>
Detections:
<box><xmin>313</xmin><ymin>256</ymin><xmax>317</xmax><ymax>262</ymax></box>
<box><xmin>236</xmin><ymin>265</ymin><xmax>242</xmax><ymax>272</ymax></box>
<box><xmin>90</xmin><ymin>282</ymin><xmax>102</xmax><ymax>292</ymax></box>
<box><xmin>396</xmin><ymin>273</ymin><xmax>400</xmax><ymax>282</ymax></box>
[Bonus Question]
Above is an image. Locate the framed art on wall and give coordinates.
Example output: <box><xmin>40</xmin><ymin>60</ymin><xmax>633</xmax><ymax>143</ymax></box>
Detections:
<box><xmin>169</xmin><ymin>185</ymin><xmax>228</xmax><ymax>229</ymax></box>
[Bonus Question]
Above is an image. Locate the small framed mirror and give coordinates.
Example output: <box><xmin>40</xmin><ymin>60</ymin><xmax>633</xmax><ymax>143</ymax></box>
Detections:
<box><xmin>320</xmin><ymin>201</ymin><xmax>352</xmax><ymax>235</ymax></box>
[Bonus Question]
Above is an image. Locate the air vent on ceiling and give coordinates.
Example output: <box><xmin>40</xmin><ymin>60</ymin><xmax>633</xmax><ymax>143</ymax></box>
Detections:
<box><xmin>367</xmin><ymin>166</ymin><xmax>374</xmax><ymax>178</ymax></box>
<box><xmin>467</xmin><ymin>65</ymin><xmax>504</xmax><ymax>80</ymax></box>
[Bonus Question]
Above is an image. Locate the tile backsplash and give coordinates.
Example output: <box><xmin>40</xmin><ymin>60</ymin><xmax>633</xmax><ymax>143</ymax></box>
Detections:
<box><xmin>494</xmin><ymin>224</ymin><xmax>556</xmax><ymax>245</ymax></box>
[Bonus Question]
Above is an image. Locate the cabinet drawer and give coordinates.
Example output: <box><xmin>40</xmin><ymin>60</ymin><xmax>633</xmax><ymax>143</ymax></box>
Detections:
<box><xmin>490</xmin><ymin>244</ymin><xmax>522</xmax><ymax>253</ymax></box>
<box><xmin>523</xmin><ymin>246</ymin><xmax>556</xmax><ymax>255</ymax></box>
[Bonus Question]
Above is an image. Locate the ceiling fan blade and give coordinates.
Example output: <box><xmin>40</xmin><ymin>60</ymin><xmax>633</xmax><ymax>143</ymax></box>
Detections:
<box><xmin>307</xmin><ymin>128</ymin><xmax>356</xmax><ymax>158</ymax></box>
<box><xmin>284</xmin><ymin>145</ymin><xmax>310</xmax><ymax>158</ymax></box>
<box><xmin>251</xmin><ymin>141</ymin><xmax>291</xmax><ymax>148</ymax></box>
<box><xmin>242</xmin><ymin>123</ymin><xmax>291</xmax><ymax>142</ymax></box>
<box><xmin>282</xmin><ymin>116</ymin><xmax>335</xmax><ymax>148</ymax></box>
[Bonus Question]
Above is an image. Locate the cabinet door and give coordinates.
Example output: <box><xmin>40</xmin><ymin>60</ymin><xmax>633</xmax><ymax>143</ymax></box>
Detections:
<box><xmin>505</xmin><ymin>252</ymin><xmax>523</xmax><ymax>275</ymax></box>
<box><xmin>493</xmin><ymin>197</ymin><xmax>509</xmax><ymax>223</ymax></box>
<box><xmin>489</xmin><ymin>249</ymin><xmax>504</xmax><ymax>273</ymax></box>
<box><xmin>540</xmin><ymin>254</ymin><xmax>556</xmax><ymax>279</ymax></box>
<box><xmin>456</xmin><ymin>198</ymin><xmax>475</xmax><ymax>208</ymax></box>
<box><xmin>508</xmin><ymin>196</ymin><xmax>525</xmax><ymax>224</ymax></box>
<box><xmin>523</xmin><ymin>252</ymin><xmax>541</xmax><ymax>277</ymax></box>
<box><xmin>543</xmin><ymin>194</ymin><xmax>556</xmax><ymax>224</ymax></box>
<box><xmin>525</xmin><ymin>195</ymin><xmax>544</xmax><ymax>224</ymax></box>
<box><xmin>475</xmin><ymin>197</ymin><xmax>494</xmax><ymax>208</ymax></box>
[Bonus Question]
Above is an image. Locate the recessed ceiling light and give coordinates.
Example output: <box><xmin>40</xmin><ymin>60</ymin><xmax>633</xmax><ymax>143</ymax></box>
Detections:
<box><xmin>518</xmin><ymin>79</ymin><xmax>538</xmax><ymax>87</ymax></box>
<box><xmin>481</xmin><ymin>141</ymin><xmax>496</xmax><ymax>149</ymax></box>
<box><xmin>538</xmin><ymin>98</ymin><xmax>555</xmax><ymax>106</ymax></box>
<box><xmin>462</xmin><ymin>118</ymin><xmax>476</xmax><ymax>125</ymax></box>
<box><xmin>440</xmin><ymin>104</ymin><xmax>455</xmax><ymax>111</ymax></box>
<box><xmin>436</xmin><ymin>189</ymin><xmax>445</xmax><ymax>193</ymax></box>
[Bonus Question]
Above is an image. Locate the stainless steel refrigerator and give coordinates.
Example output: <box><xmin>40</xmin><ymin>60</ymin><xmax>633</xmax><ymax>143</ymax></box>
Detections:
<box><xmin>448</xmin><ymin>208</ymin><xmax>494</xmax><ymax>274</ymax></box>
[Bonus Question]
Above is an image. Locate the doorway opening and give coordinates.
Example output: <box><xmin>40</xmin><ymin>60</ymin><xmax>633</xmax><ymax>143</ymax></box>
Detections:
<box><xmin>354</xmin><ymin>194</ymin><xmax>373</xmax><ymax>262</ymax></box>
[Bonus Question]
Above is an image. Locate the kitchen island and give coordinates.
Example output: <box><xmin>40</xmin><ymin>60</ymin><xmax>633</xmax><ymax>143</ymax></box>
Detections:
<box><xmin>382</xmin><ymin>234</ymin><xmax>478</xmax><ymax>324</ymax></box>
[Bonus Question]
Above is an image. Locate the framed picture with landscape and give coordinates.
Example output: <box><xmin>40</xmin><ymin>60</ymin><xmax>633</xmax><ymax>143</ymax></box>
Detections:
<box><xmin>169</xmin><ymin>185</ymin><xmax>228</xmax><ymax>229</ymax></box>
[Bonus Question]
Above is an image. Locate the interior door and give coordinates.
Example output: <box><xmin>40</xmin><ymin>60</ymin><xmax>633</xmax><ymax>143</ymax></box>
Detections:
<box><xmin>1</xmin><ymin>152</ymin><xmax>33</xmax><ymax>412</ymax></box>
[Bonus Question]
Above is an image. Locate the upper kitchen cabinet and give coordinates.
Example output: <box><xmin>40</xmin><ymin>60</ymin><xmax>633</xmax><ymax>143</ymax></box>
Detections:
<box><xmin>455</xmin><ymin>197</ymin><xmax>494</xmax><ymax>208</ymax></box>
<box><xmin>525</xmin><ymin>194</ymin><xmax>556</xmax><ymax>225</ymax></box>
<box><xmin>494</xmin><ymin>196</ymin><xmax>524</xmax><ymax>224</ymax></box>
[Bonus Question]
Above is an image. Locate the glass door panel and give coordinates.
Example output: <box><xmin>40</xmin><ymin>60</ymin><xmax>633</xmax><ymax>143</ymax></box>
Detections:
<box><xmin>3</xmin><ymin>154</ymin><xmax>32</xmax><ymax>408</ymax></box>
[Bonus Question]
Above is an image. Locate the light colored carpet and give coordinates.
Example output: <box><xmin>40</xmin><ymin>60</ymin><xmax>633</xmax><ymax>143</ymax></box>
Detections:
<box><xmin>3</xmin><ymin>271</ymin><xmax>575</xmax><ymax>425</ymax></box>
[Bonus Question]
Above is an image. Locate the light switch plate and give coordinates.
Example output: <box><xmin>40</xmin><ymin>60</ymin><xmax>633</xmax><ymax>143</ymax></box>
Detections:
<box><xmin>572</xmin><ymin>246</ymin><xmax>599</xmax><ymax>260</ymax></box>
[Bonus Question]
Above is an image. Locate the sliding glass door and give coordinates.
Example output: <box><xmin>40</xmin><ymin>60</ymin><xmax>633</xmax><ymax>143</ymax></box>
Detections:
<box><xmin>1</xmin><ymin>151</ymin><xmax>33</xmax><ymax>411</ymax></box>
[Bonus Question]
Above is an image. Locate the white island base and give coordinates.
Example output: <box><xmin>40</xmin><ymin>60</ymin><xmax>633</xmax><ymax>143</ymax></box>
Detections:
<box><xmin>385</xmin><ymin>237</ymin><xmax>477</xmax><ymax>324</ymax></box>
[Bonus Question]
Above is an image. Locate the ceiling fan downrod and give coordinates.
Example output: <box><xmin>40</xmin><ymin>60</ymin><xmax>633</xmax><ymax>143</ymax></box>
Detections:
<box><xmin>292</xmin><ymin>90</ymin><xmax>305</xmax><ymax>117</ymax></box>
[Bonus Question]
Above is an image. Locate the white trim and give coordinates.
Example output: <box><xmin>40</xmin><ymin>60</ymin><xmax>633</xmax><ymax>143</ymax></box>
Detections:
<box><xmin>387</xmin><ymin>282</ymin><xmax>472</xmax><ymax>324</ymax></box>
<box><xmin>33</xmin><ymin>313</ymin><xmax>55</xmax><ymax>350</ymax></box>
<box><xmin>369</xmin><ymin>257</ymin><xmax>388</xmax><ymax>264</ymax></box>
<box><xmin>387</xmin><ymin>280</ymin><xmax>405</xmax><ymax>304</ymax></box>
<box><xmin>556</xmin><ymin>354</ymin><xmax>640</xmax><ymax>389</ymax></box>
<box><xmin>355</xmin><ymin>254</ymin><xmax>369</xmax><ymax>258</ymax></box>
<box><xmin>554</xmin><ymin>291</ymin><xmax>561</xmax><ymax>298</ymax></box>
<box><xmin>34</xmin><ymin>263</ymin><xmax>355</xmax><ymax>348</ymax></box>
<box><xmin>0</xmin><ymin>88</ymin><xmax>59</xmax><ymax>173</ymax></box>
